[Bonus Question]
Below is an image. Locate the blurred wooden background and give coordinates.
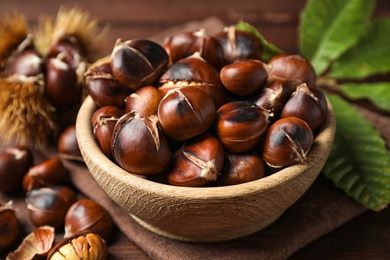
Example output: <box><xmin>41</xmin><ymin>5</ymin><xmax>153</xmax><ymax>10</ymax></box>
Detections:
<box><xmin>1</xmin><ymin>0</ymin><xmax>390</xmax><ymax>259</ymax></box>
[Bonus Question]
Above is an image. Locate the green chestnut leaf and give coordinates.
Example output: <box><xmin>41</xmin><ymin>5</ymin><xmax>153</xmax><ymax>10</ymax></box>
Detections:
<box><xmin>328</xmin><ymin>18</ymin><xmax>390</xmax><ymax>80</ymax></box>
<box><xmin>299</xmin><ymin>0</ymin><xmax>375</xmax><ymax>76</ymax></box>
<box><xmin>235</xmin><ymin>20</ymin><xmax>283</xmax><ymax>62</ymax></box>
<box><xmin>323</xmin><ymin>94</ymin><xmax>390</xmax><ymax>211</ymax></box>
<box><xmin>339</xmin><ymin>82</ymin><xmax>390</xmax><ymax>112</ymax></box>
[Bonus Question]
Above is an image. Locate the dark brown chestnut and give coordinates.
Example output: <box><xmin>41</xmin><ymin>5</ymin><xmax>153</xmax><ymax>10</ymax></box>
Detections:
<box><xmin>262</xmin><ymin>117</ymin><xmax>314</xmax><ymax>168</ymax></box>
<box><xmin>111</xmin><ymin>112</ymin><xmax>171</xmax><ymax>175</ymax></box>
<box><xmin>214</xmin><ymin>26</ymin><xmax>262</xmax><ymax>65</ymax></box>
<box><xmin>47</xmin><ymin>37</ymin><xmax>85</xmax><ymax>71</ymax></box>
<box><xmin>0</xmin><ymin>146</ymin><xmax>33</xmax><ymax>193</ymax></box>
<box><xmin>220</xmin><ymin>59</ymin><xmax>271</xmax><ymax>96</ymax></box>
<box><xmin>167</xmin><ymin>132</ymin><xmax>224</xmax><ymax>187</ymax></box>
<box><xmin>163</xmin><ymin>28</ymin><xmax>225</xmax><ymax>70</ymax></box>
<box><xmin>91</xmin><ymin>105</ymin><xmax>124</xmax><ymax>160</ymax></box>
<box><xmin>58</xmin><ymin>125</ymin><xmax>83</xmax><ymax>162</ymax></box>
<box><xmin>26</xmin><ymin>186</ymin><xmax>76</xmax><ymax>229</ymax></box>
<box><xmin>0</xmin><ymin>201</ymin><xmax>21</xmax><ymax>252</ymax></box>
<box><xmin>64</xmin><ymin>199</ymin><xmax>113</xmax><ymax>241</ymax></box>
<box><xmin>22</xmin><ymin>157</ymin><xmax>68</xmax><ymax>192</ymax></box>
<box><xmin>267</xmin><ymin>54</ymin><xmax>317</xmax><ymax>88</ymax></box>
<box><xmin>158</xmin><ymin>86</ymin><xmax>216</xmax><ymax>141</ymax></box>
<box><xmin>215</xmin><ymin>101</ymin><xmax>269</xmax><ymax>153</ymax></box>
<box><xmin>125</xmin><ymin>85</ymin><xmax>164</xmax><ymax>116</ymax></box>
<box><xmin>281</xmin><ymin>83</ymin><xmax>328</xmax><ymax>131</ymax></box>
<box><xmin>85</xmin><ymin>56</ymin><xmax>132</xmax><ymax>108</ymax></box>
<box><xmin>251</xmin><ymin>86</ymin><xmax>284</xmax><ymax>119</ymax></box>
<box><xmin>110</xmin><ymin>38</ymin><xmax>169</xmax><ymax>90</ymax></box>
<box><xmin>217</xmin><ymin>151</ymin><xmax>265</xmax><ymax>186</ymax></box>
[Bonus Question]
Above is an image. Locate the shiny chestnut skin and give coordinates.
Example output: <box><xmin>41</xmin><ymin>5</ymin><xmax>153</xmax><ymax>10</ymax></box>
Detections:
<box><xmin>217</xmin><ymin>151</ymin><xmax>265</xmax><ymax>186</ymax></box>
<box><xmin>47</xmin><ymin>232</ymin><xmax>107</xmax><ymax>260</ymax></box>
<box><xmin>4</xmin><ymin>49</ymin><xmax>44</xmax><ymax>77</ymax></box>
<box><xmin>26</xmin><ymin>186</ymin><xmax>76</xmax><ymax>229</ymax></box>
<box><xmin>85</xmin><ymin>56</ymin><xmax>132</xmax><ymax>108</ymax></box>
<box><xmin>111</xmin><ymin>112</ymin><xmax>171</xmax><ymax>175</ymax></box>
<box><xmin>58</xmin><ymin>125</ymin><xmax>83</xmax><ymax>162</ymax></box>
<box><xmin>214</xmin><ymin>26</ymin><xmax>262</xmax><ymax>65</ymax></box>
<box><xmin>220</xmin><ymin>59</ymin><xmax>271</xmax><ymax>96</ymax></box>
<box><xmin>92</xmin><ymin>106</ymin><xmax>124</xmax><ymax>160</ymax></box>
<box><xmin>125</xmin><ymin>85</ymin><xmax>164</xmax><ymax>116</ymax></box>
<box><xmin>47</xmin><ymin>37</ymin><xmax>85</xmax><ymax>71</ymax></box>
<box><xmin>65</xmin><ymin>199</ymin><xmax>113</xmax><ymax>241</ymax></box>
<box><xmin>22</xmin><ymin>157</ymin><xmax>68</xmax><ymax>192</ymax></box>
<box><xmin>0</xmin><ymin>202</ymin><xmax>21</xmax><ymax>252</ymax></box>
<box><xmin>163</xmin><ymin>28</ymin><xmax>225</xmax><ymax>70</ymax></box>
<box><xmin>252</xmin><ymin>86</ymin><xmax>284</xmax><ymax>119</ymax></box>
<box><xmin>281</xmin><ymin>83</ymin><xmax>328</xmax><ymax>131</ymax></box>
<box><xmin>267</xmin><ymin>54</ymin><xmax>317</xmax><ymax>88</ymax></box>
<box><xmin>215</xmin><ymin>101</ymin><xmax>269</xmax><ymax>153</ymax></box>
<box><xmin>168</xmin><ymin>132</ymin><xmax>224</xmax><ymax>187</ymax></box>
<box><xmin>45</xmin><ymin>55</ymin><xmax>81</xmax><ymax>111</ymax></box>
<box><xmin>262</xmin><ymin>117</ymin><xmax>314</xmax><ymax>168</ymax></box>
<box><xmin>0</xmin><ymin>146</ymin><xmax>33</xmax><ymax>193</ymax></box>
<box><xmin>110</xmin><ymin>38</ymin><xmax>169</xmax><ymax>90</ymax></box>
<box><xmin>158</xmin><ymin>86</ymin><xmax>216</xmax><ymax>141</ymax></box>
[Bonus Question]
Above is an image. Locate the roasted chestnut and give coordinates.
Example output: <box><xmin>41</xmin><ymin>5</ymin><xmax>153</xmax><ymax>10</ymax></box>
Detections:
<box><xmin>26</xmin><ymin>186</ymin><xmax>76</xmax><ymax>229</ymax></box>
<box><xmin>158</xmin><ymin>86</ymin><xmax>216</xmax><ymax>141</ymax></box>
<box><xmin>125</xmin><ymin>85</ymin><xmax>164</xmax><ymax>116</ymax></box>
<box><xmin>262</xmin><ymin>117</ymin><xmax>314</xmax><ymax>168</ymax></box>
<box><xmin>65</xmin><ymin>199</ymin><xmax>113</xmax><ymax>241</ymax></box>
<box><xmin>85</xmin><ymin>56</ymin><xmax>132</xmax><ymax>108</ymax></box>
<box><xmin>281</xmin><ymin>83</ymin><xmax>328</xmax><ymax>131</ymax></box>
<box><xmin>167</xmin><ymin>132</ymin><xmax>224</xmax><ymax>187</ymax></box>
<box><xmin>220</xmin><ymin>59</ymin><xmax>271</xmax><ymax>96</ymax></box>
<box><xmin>111</xmin><ymin>112</ymin><xmax>171</xmax><ymax>175</ymax></box>
<box><xmin>214</xmin><ymin>26</ymin><xmax>263</xmax><ymax>65</ymax></box>
<box><xmin>215</xmin><ymin>101</ymin><xmax>269</xmax><ymax>153</ymax></box>
<box><xmin>110</xmin><ymin>38</ymin><xmax>169</xmax><ymax>90</ymax></box>
<box><xmin>0</xmin><ymin>201</ymin><xmax>21</xmax><ymax>252</ymax></box>
<box><xmin>0</xmin><ymin>145</ymin><xmax>33</xmax><ymax>193</ymax></box>
<box><xmin>163</xmin><ymin>28</ymin><xmax>225</xmax><ymax>70</ymax></box>
<box><xmin>92</xmin><ymin>105</ymin><xmax>124</xmax><ymax>159</ymax></box>
<box><xmin>267</xmin><ymin>54</ymin><xmax>317</xmax><ymax>88</ymax></box>
<box><xmin>217</xmin><ymin>151</ymin><xmax>265</xmax><ymax>186</ymax></box>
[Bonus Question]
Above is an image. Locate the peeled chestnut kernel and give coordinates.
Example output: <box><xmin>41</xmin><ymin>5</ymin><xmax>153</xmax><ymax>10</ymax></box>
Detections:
<box><xmin>215</xmin><ymin>101</ymin><xmax>269</xmax><ymax>153</ymax></box>
<box><xmin>110</xmin><ymin>38</ymin><xmax>169</xmax><ymax>90</ymax></box>
<box><xmin>125</xmin><ymin>85</ymin><xmax>164</xmax><ymax>116</ymax></box>
<box><xmin>158</xmin><ymin>86</ymin><xmax>216</xmax><ymax>141</ymax></box>
<box><xmin>26</xmin><ymin>186</ymin><xmax>76</xmax><ymax>229</ymax></box>
<box><xmin>45</xmin><ymin>54</ymin><xmax>81</xmax><ymax>111</ymax></box>
<box><xmin>262</xmin><ymin>117</ymin><xmax>314</xmax><ymax>168</ymax></box>
<box><xmin>268</xmin><ymin>54</ymin><xmax>317</xmax><ymax>88</ymax></box>
<box><xmin>217</xmin><ymin>151</ymin><xmax>265</xmax><ymax>186</ymax></box>
<box><xmin>112</xmin><ymin>112</ymin><xmax>171</xmax><ymax>175</ymax></box>
<box><xmin>92</xmin><ymin>106</ymin><xmax>124</xmax><ymax>160</ymax></box>
<box><xmin>6</xmin><ymin>226</ymin><xmax>55</xmax><ymax>260</ymax></box>
<box><xmin>220</xmin><ymin>59</ymin><xmax>271</xmax><ymax>96</ymax></box>
<box><xmin>65</xmin><ymin>199</ymin><xmax>113</xmax><ymax>241</ymax></box>
<box><xmin>163</xmin><ymin>28</ymin><xmax>225</xmax><ymax>70</ymax></box>
<box><xmin>214</xmin><ymin>26</ymin><xmax>262</xmax><ymax>65</ymax></box>
<box><xmin>85</xmin><ymin>56</ymin><xmax>132</xmax><ymax>108</ymax></box>
<box><xmin>168</xmin><ymin>132</ymin><xmax>224</xmax><ymax>187</ymax></box>
<box><xmin>47</xmin><ymin>232</ymin><xmax>107</xmax><ymax>260</ymax></box>
<box><xmin>281</xmin><ymin>83</ymin><xmax>328</xmax><ymax>131</ymax></box>
<box><xmin>58</xmin><ymin>125</ymin><xmax>83</xmax><ymax>162</ymax></box>
<box><xmin>0</xmin><ymin>145</ymin><xmax>33</xmax><ymax>193</ymax></box>
<box><xmin>22</xmin><ymin>157</ymin><xmax>68</xmax><ymax>192</ymax></box>
<box><xmin>0</xmin><ymin>201</ymin><xmax>21</xmax><ymax>252</ymax></box>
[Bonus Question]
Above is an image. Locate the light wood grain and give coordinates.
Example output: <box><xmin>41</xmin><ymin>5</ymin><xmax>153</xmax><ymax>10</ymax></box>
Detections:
<box><xmin>76</xmin><ymin>96</ymin><xmax>336</xmax><ymax>242</ymax></box>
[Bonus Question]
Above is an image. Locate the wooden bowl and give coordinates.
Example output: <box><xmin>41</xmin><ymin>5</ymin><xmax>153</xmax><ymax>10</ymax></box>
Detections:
<box><xmin>75</xmin><ymin>95</ymin><xmax>336</xmax><ymax>242</ymax></box>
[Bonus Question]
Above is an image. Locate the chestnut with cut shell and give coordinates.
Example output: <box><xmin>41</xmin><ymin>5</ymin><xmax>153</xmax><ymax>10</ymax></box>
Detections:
<box><xmin>111</xmin><ymin>112</ymin><xmax>171</xmax><ymax>175</ymax></box>
<box><xmin>167</xmin><ymin>132</ymin><xmax>224</xmax><ymax>187</ymax></box>
<box><xmin>262</xmin><ymin>117</ymin><xmax>314</xmax><ymax>168</ymax></box>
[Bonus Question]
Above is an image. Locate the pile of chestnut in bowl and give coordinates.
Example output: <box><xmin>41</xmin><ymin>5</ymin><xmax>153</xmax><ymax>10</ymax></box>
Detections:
<box><xmin>86</xmin><ymin>26</ymin><xmax>328</xmax><ymax>187</ymax></box>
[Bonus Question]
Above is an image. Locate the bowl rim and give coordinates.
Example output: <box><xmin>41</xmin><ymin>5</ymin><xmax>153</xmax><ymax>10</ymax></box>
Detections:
<box><xmin>76</xmin><ymin>95</ymin><xmax>336</xmax><ymax>200</ymax></box>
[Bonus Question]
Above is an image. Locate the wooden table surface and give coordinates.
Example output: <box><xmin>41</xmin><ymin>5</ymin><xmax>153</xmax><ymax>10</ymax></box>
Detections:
<box><xmin>1</xmin><ymin>0</ymin><xmax>390</xmax><ymax>259</ymax></box>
